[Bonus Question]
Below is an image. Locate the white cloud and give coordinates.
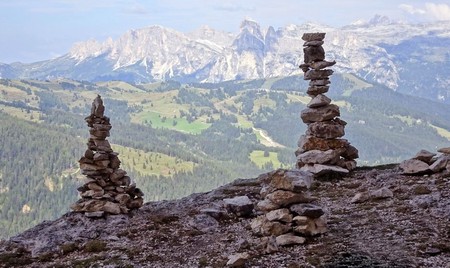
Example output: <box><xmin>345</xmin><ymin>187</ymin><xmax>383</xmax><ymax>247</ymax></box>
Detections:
<box><xmin>399</xmin><ymin>2</ymin><xmax>450</xmax><ymax>21</ymax></box>
<box><xmin>425</xmin><ymin>3</ymin><xmax>450</xmax><ymax>20</ymax></box>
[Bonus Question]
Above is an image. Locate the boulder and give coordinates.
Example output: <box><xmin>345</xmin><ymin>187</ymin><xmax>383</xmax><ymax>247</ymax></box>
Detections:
<box><xmin>300</xmin><ymin>104</ymin><xmax>340</xmax><ymax>123</ymax></box>
<box><xmin>307</xmin><ymin>94</ymin><xmax>331</xmax><ymax>108</ymax></box>
<box><xmin>306</xmin><ymin>121</ymin><xmax>345</xmax><ymax>139</ymax></box>
<box><xmin>276</xmin><ymin>233</ymin><xmax>306</xmax><ymax>246</ymax></box>
<box><xmin>350</xmin><ymin>192</ymin><xmax>369</xmax><ymax>203</ymax></box>
<box><xmin>429</xmin><ymin>156</ymin><xmax>448</xmax><ymax>173</ymax></box>
<box><xmin>413</xmin><ymin>149</ymin><xmax>436</xmax><ymax>164</ymax></box>
<box><xmin>342</xmin><ymin>145</ymin><xmax>359</xmax><ymax>160</ymax></box>
<box><xmin>224</xmin><ymin>196</ymin><xmax>254</xmax><ymax>217</ymax></box>
<box><xmin>399</xmin><ymin>159</ymin><xmax>430</xmax><ymax>175</ymax></box>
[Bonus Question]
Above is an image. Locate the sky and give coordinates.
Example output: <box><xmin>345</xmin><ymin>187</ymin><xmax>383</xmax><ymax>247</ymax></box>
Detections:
<box><xmin>1</xmin><ymin>0</ymin><xmax>450</xmax><ymax>64</ymax></box>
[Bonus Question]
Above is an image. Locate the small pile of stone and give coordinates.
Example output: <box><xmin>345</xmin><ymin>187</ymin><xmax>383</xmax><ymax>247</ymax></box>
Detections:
<box><xmin>400</xmin><ymin>148</ymin><xmax>450</xmax><ymax>175</ymax></box>
<box><xmin>296</xmin><ymin>32</ymin><xmax>358</xmax><ymax>176</ymax></box>
<box><xmin>71</xmin><ymin>95</ymin><xmax>144</xmax><ymax>217</ymax></box>
<box><xmin>250</xmin><ymin>170</ymin><xmax>327</xmax><ymax>249</ymax></box>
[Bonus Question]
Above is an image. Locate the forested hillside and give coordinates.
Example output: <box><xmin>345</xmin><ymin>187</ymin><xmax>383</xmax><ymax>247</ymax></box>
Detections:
<box><xmin>1</xmin><ymin>74</ymin><xmax>450</xmax><ymax>239</ymax></box>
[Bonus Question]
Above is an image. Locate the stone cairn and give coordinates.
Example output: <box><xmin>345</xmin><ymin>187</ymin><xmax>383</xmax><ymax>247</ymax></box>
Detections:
<box><xmin>71</xmin><ymin>95</ymin><xmax>144</xmax><ymax>217</ymax></box>
<box><xmin>296</xmin><ymin>32</ymin><xmax>358</xmax><ymax>176</ymax></box>
<box><xmin>250</xmin><ymin>170</ymin><xmax>327</xmax><ymax>249</ymax></box>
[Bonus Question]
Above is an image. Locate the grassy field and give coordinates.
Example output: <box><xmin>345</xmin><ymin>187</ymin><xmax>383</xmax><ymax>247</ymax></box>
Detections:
<box><xmin>136</xmin><ymin>111</ymin><xmax>210</xmax><ymax>134</ymax></box>
<box><xmin>342</xmin><ymin>73</ymin><xmax>372</xmax><ymax>97</ymax></box>
<box><xmin>249</xmin><ymin>150</ymin><xmax>282</xmax><ymax>168</ymax></box>
<box><xmin>111</xmin><ymin>144</ymin><xmax>195</xmax><ymax>177</ymax></box>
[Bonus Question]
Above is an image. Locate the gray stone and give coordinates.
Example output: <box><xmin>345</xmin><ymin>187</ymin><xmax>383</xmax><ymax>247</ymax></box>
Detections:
<box><xmin>304</xmin><ymin>69</ymin><xmax>334</xmax><ymax>80</ymax></box>
<box><xmin>429</xmin><ymin>156</ymin><xmax>448</xmax><ymax>173</ymax></box>
<box><xmin>226</xmin><ymin>252</ymin><xmax>250</xmax><ymax>267</ymax></box>
<box><xmin>342</xmin><ymin>145</ymin><xmax>359</xmax><ymax>160</ymax></box>
<box><xmin>269</xmin><ymin>169</ymin><xmax>313</xmax><ymax>192</ymax></box>
<box><xmin>307</xmin><ymin>85</ymin><xmax>329</xmax><ymax>96</ymax></box>
<box><xmin>297</xmin><ymin>135</ymin><xmax>349</xmax><ymax>152</ymax></box>
<box><xmin>303</xmin><ymin>40</ymin><xmax>324</xmax><ymax>47</ymax></box>
<box><xmin>302</xmin><ymin>32</ymin><xmax>326</xmax><ymax>41</ymax></box>
<box><xmin>266</xmin><ymin>190</ymin><xmax>313</xmax><ymax>207</ymax></box>
<box><xmin>310</xmin><ymin>60</ymin><xmax>336</xmax><ymax>70</ymax></box>
<box><xmin>350</xmin><ymin>192</ymin><xmax>369</xmax><ymax>203</ymax></box>
<box><xmin>370</xmin><ymin>187</ymin><xmax>393</xmax><ymax>200</ymax></box>
<box><xmin>275</xmin><ymin>233</ymin><xmax>306</xmax><ymax>246</ymax></box>
<box><xmin>400</xmin><ymin>159</ymin><xmax>430</xmax><ymax>175</ymax></box>
<box><xmin>224</xmin><ymin>196</ymin><xmax>254</xmax><ymax>217</ymax></box>
<box><xmin>413</xmin><ymin>149</ymin><xmax>436</xmax><ymax>164</ymax></box>
<box><xmin>307</xmin><ymin>94</ymin><xmax>331</xmax><ymax>108</ymax></box>
<box><xmin>294</xmin><ymin>216</ymin><xmax>327</xmax><ymax>236</ymax></box>
<box><xmin>300</xmin><ymin>164</ymin><xmax>349</xmax><ymax>176</ymax></box>
<box><xmin>102</xmin><ymin>201</ymin><xmax>121</xmax><ymax>214</ymax></box>
<box><xmin>289</xmin><ymin>204</ymin><xmax>324</xmax><ymax>218</ymax></box>
<box><xmin>256</xmin><ymin>199</ymin><xmax>280</xmax><ymax>212</ymax></box>
<box><xmin>85</xmin><ymin>211</ymin><xmax>104</xmax><ymax>218</ymax></box>
<box><xmin>301</xmin><ymin>104</ymin><xmax>340</xmax><ymax>123</ymax></box>
<box><xmin>297</xmin><ymin>149</ymin><xmax>342</xmax><ymax>165</ymax></box>
<box><xmin>303</xmin><ymin>46</ymin><xmax>325</xmax><ymax>64</ymax></box>
<box><xmin>306</xmin><ymin>121</ymin><xmax>345</xmax><ymax>139</ymax></box>
<box><xmin>438</xmin><ymin>147</ymin><xmax>450</xmax><ymax>154</ymax></box>
<box><xmin>266</xmin><ymin>208</ymin><xmax>293</xmax><ymax>223</ymax></box>
<box><xmin>250</xmin><ymin>216</ymin><xmax>290</xmax><ymax>236</ymax></box>
<box><xmin>309</xmin><ymin>79</ymin><xmax>330</xmax><ymax>86</ymax></box>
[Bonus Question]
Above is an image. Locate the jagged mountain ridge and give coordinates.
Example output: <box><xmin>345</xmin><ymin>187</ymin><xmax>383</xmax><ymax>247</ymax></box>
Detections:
<box><xmin>2</xmin><ymin>18</ymin><xmax>450</xmax><ymax>102</ymax></box>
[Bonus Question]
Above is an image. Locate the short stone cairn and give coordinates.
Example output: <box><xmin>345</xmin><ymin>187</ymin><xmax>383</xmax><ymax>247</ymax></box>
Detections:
<box><xmin>296</xmin><ymin>32</ymin><xmax>358</xmax><ymax>176</ymax></box>
<box><xmin>251</xmin><ymin>170</ymin><xmax>327</xmax><ymax>250</ymax></box>
<box><xmin>71</xmin><ymin>95</ymin><xmax>144</xmax><ymax>217</ymax></box>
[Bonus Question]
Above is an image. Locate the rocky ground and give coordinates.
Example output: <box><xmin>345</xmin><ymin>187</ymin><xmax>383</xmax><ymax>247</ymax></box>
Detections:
<box><xmin>1</xmin><ymin>164</ymin><xmax>449</xmax><ymax>268</ymax></box>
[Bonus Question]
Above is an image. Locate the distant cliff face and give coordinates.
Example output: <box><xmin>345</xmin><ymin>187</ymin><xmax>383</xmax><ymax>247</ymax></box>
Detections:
<box><xmin>2</xmin><ymin>18</ymin><xmax>450</xmax><ymax>103</ymax></box>
<box><xmin>1</xmin><ymin>165</ymin><xmax>449</xmax><ymax>267</ymax></box>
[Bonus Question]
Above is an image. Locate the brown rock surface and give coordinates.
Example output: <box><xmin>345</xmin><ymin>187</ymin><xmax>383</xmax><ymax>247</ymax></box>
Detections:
<box><xmin>1</xmin><ymin>166</ymin><xmax>449</xmax><ymax>267</ymax></box>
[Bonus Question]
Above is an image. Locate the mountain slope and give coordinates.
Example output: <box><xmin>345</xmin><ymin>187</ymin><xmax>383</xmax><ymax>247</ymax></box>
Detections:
<box><xmin>2</xmin><ymin>18</ymin><xmax>450</xmax><ymax>103</ymax></box>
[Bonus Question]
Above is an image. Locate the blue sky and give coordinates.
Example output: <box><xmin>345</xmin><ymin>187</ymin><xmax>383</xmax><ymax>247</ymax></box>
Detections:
<box><xmin>1</xmin><ymin>0</ymin><xmax>449</xmax><ymax>63</ymax></box>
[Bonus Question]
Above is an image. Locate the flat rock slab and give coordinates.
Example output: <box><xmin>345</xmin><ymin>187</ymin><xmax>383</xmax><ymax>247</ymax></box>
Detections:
<box><xmin>301</xmin><ymin>104</ymin><xmax>340</xmax><ymax>123</ymax></box>
<box><xmin>289</xmin><ymin>203</ymin><xmax>324</xmax><ymax>219</ymax></box>
<box><xmin>300</xmin><ymin>164</ymin><xmax>349</xmax><ymax>176</ymax></box>
<box><xmin>276</xmin><ymin>233</ymin><xmax>306</xmax><ymax>246</ymax></box>
<box><xmin>302</xmin><ymin>32</ymin><xmax>326</xmax><ymax>42</ymax></box>
<box><xmin>400</xmin><ymin>159</ymin><xmax>430</xmax><ymax>175</ymax></box>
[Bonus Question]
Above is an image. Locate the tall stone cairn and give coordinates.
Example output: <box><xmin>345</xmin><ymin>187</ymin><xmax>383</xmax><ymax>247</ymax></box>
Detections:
<box><xmin>296</xmin><ymin>33</ymin><xmax>359</xmax><ymax>176</ymax></box>
<box><xmin>71</xmin><ymin>95</ymin><xmax>144</xmax><ymax>217</ymax></box>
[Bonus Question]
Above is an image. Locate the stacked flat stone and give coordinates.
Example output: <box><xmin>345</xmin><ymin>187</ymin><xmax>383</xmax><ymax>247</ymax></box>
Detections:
<box><xmin>71</xmin><ymin>95</ymin><xmax>144</xmax><ymax>217</ymax></box>
<box><xmin>251</xmin><ymin>170</ymin><xmax>327</xmax><ymax>248</ymax></box>
<box><xmin>296</xmin><ymin>32</ymin><xmax>358</xmax><ymax>176</ymax></box>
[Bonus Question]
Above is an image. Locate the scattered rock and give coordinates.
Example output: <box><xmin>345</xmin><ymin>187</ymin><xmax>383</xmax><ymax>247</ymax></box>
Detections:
<box><xmin>224</xmin><ymin>196</ymin><xmax>254</xmax><ymax>217</ymax></box>
<box><xmin>413</xmin><ymin>185</ymin><xmax>432</xmax><ymax>195</ymax></box>
<box><xmin>413</xmin><ymin>150</ymin><xmax>436</xmax><ymax>164</ymax></box>
<box><xmin>226</xmin><ymin>252</ymin><xmax>250</xmax><ymax>267</ymax></box>
<box><xmin>275</xmin><ymin>233</ymin><xmax>306</xmax><ymax>246</ymax></box>
<box><xmin>399</xmin><ymin>159</ymin><xmax>430</xmax><ymax>175</ymax></box>
<box><xmin>350</xmin><ymin>192</ymin><xmax>369</xmax><ymax>204</ymax></box>
<box><xmin>370</xmin><ymin>187</ymin><xmax>393</xmax><ymax>200</ymax></box>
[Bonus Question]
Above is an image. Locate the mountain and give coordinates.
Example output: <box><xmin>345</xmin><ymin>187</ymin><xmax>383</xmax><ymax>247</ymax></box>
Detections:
<box><xmin>2</xmin><ymin>75</ymin><xmax>450</xmax><ymax>239</ymax></box>
<box><xmin>1</xmin><ymin>17</ymin><xmax>450</xmax><ymax>103</ymax></box>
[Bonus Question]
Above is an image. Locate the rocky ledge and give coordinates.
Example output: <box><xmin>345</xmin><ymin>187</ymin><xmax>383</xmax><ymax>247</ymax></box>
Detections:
<box><xmin>1</xmin><ymin>165</ymin><xmax>449</xmax><ymax>268</ymax></box>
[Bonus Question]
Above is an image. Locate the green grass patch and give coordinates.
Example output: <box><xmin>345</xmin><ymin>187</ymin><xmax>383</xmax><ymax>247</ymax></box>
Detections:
<box><xmin>135</xmin><ymin>111</ymin><xmax>210</xmax><ymax>134</ymax></box>
<box><xmin>249</xmin><ymin>150</ymin><xmax>282</xmax><ymax>168</ymax></box>
<box><xmin>112</xmin><ymin>144</ymin><xmax>195</xmax><ymax>177</ymax></box>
